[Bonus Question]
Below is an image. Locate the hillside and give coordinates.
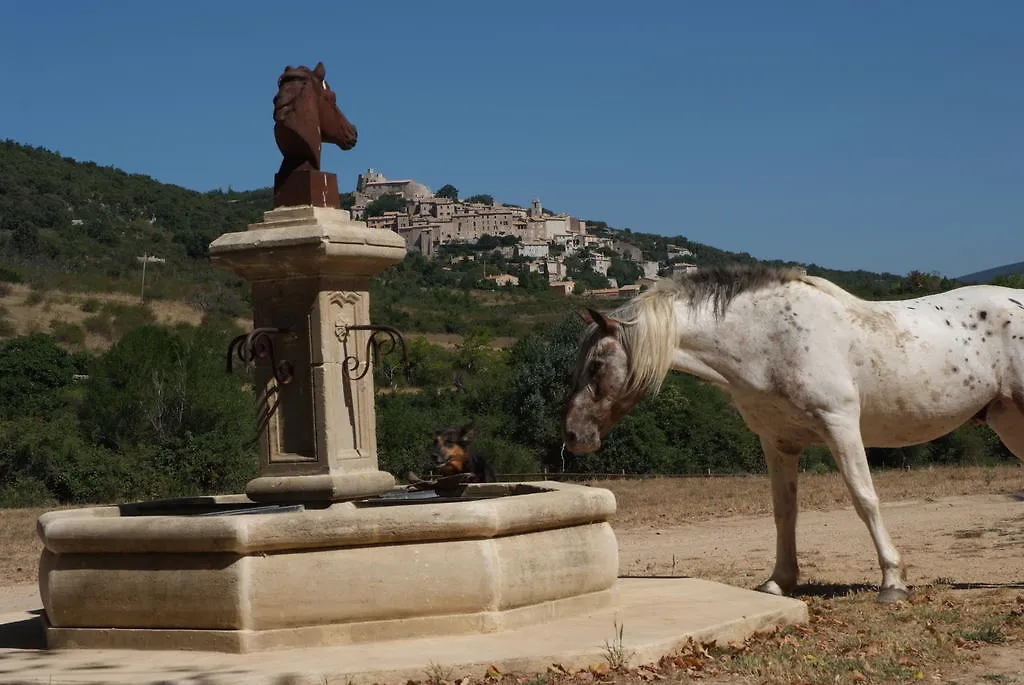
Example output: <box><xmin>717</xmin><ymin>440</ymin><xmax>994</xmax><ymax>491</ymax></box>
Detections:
<box><xmin>957</xmin><ymin>260</ymin><xmax>1024</xmax><ymax>284</ymax></box>
<box><xmin>0</xmin><ymin>139</ymin><xmax>271</xmax><ymax>315</ymax></box>
<box><xmin>0</xmin><ymin>139</ymin><xmax>967</xmax><ymax>350</ymax></box>
<box><xmin>0</xmin><ymin>141</ymin><xmax>1016</xmax><ymax>509</ymax></box>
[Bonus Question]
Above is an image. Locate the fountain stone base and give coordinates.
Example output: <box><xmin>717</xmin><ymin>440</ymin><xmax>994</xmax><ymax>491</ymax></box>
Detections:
<box><xmin>38</xmin><ymin>481</ymin><xmax>618</xmax><ymax>653</ymax></box>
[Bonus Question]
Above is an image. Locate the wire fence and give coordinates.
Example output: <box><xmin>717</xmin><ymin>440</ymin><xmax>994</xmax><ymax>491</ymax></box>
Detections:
<box><xmin>496</xmin><ymin>471</ymin><xmax>759</xmax><ymax>482</ymax></box>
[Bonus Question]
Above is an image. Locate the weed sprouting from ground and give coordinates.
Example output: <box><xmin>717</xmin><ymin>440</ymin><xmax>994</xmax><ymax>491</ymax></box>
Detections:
<box><xmin>424</xmin><ymin>661</ymin><xmax>455</xmax><ymax>685</ymax></box>
<box><xmin>601</xmin><ymin>617</ymin><xmax>634</xmax><ymax>671</ymax></box>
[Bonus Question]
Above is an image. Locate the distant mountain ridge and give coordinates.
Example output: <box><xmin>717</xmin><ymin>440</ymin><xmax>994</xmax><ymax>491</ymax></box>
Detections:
<box><xmin>956</xmin><ymin>261</ymin><xmax>1024</xmax><ymax>284</ymax></box>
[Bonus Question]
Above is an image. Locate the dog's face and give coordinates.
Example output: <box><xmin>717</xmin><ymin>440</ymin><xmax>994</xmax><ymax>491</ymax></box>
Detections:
<box><xmin>432</xmin><ymin>423</ymin><xmax>475</xmax><ymax>475</ymax></box>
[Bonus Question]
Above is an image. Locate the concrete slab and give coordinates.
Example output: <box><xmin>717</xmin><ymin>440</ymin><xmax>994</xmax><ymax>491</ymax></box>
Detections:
<box><xmin>0</xmin><ymin>578</ymin><xmax>807</xmax><ymax>685</ymax></box>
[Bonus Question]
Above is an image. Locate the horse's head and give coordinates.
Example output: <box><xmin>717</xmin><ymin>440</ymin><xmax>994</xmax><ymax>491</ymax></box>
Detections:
<box><xmin>563</xmin><ymin>308</ymin><xmax>642</xmax><ymax>454</ymax></box>
<box><xmin>273</xmin><ymin>62</ymin><xmax>357</xmax><ymax>173</ymax></box>
<box><xmin>309</xmin><ymin>62</ymin><xmax>357</xmax><ymax>151</ymax></box>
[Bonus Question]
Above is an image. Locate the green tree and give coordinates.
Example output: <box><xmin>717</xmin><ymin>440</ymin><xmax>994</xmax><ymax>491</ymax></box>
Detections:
<box><xmin>607</xmin><ymin>258</ymin><xmax>643</xmax><ymax>286</ymax></box>
<box><xmin>435</xmin><ymin>184</ymin><xmax>459</xmax><ymax>201</ymax></box>
<box><xmin>364</xmin><ymin>193</ymin><xmax>408</xmax><ymax>217</ymax></box>
<box><xmin>505</xmin><ymin>313</ymin><xmax>585</xmax><ymax>463</ymax></box>
<box><xmin>992</xmin><ymin>273</ymin><xmax>1024</xmax><ymax>288</ymax></box>
<box><xmin>0</xmin><ymin>333</ymin><xmax>86</xmax><ymax>419</ymax></box>
<box><xmin>466</xmin><ymin>194</ymin><xmax>494</xmax><ymax>205</ymax></box>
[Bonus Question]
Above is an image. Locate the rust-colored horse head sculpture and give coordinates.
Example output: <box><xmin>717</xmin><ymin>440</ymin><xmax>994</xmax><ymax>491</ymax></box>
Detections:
<box><xmin>272</xmin><ymin>62</ymin><xmax>357</xmax><ymax>192</ymax></box>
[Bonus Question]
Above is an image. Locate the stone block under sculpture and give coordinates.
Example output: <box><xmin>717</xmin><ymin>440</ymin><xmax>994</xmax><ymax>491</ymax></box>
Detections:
<box><xmin>38</xmin><ymin>482</ymin><xmax>619</xmax><ymax>653</ymax></box>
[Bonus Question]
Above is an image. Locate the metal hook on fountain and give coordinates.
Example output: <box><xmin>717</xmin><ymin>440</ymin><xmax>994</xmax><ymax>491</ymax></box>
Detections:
<box><xmin>226</xmin><ymin>327</ymin><xmax>295</xmax><ymax>385</ymax></box>
<box><xmin>336</xmin><ymin>323</ymin><xmax>410</xmax><ymax>381</ymax></box>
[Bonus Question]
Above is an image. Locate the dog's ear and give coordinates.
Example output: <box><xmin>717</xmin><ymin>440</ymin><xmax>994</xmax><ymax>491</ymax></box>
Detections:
<box><xmin>459</xmin><ymin>422</ymin><xmax>475</xmax><ymax>442</ymax></box>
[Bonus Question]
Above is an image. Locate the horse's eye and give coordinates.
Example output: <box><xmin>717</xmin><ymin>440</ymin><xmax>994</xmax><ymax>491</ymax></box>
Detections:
<box><xmin>589</xmin><ymin>360</ymin><xmax>603</xmax><ymax>375</ymax></box>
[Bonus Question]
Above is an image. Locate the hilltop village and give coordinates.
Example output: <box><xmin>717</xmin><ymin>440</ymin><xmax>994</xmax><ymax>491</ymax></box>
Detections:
<box><xmin>349</xmin><ymin>169</ymin><xmax>697</xmax><ymax>297</ymax></box>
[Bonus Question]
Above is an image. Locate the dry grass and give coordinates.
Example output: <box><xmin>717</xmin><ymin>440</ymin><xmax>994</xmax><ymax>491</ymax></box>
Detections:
<box><xmin>558</xmin><ymin>587</ymin><xmax>1024</xmax><ymax>685</ymax></box>
<box><xmin>595</xmin><ymin>464</ymin><xmax>1024</xmax><ymax>529</ymax></box>
<box><xmin>0</xmin><ymin>507</ymin><xmax>52</xmax><ymax>584</ymax></box>
<box><xmin>0</xmin><ymin>284</ymin><xmax>208</xmax><ymax>350</ymax></box>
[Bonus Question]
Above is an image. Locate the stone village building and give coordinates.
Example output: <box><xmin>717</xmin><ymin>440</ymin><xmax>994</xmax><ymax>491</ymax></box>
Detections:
<box><xmin>347</xmin><ymin>169</ymin><xmax>694</xmax><ymax>293</ymax></box>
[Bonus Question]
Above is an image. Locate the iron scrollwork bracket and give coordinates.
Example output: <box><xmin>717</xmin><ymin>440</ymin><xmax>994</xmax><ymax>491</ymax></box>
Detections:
<box><xmin>226</xmin><ymin>327</ymin><xmax>295</xmax><ymax>384</ymax></box>
<box><xmin>226</xmin><ymin>327</ymin><xmax>295</xmax><ymax>445</ymax></box>
<box><xmin>336</xmin><ymin>324</ymin><xmax>409</xmax><ymax>381</ymax></box>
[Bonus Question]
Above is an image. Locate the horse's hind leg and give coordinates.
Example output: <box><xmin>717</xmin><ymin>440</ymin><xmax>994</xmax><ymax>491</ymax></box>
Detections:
<box><xmin>822</xmin><ymin>414</ymin><xmax>910</xmax><ymax>604</ymax></box>
<box><xmin>754</xmin><ymin>438</ymin><xmax>801</xmax><ymax>596</ymax></box>
<box><xmin>984</xmin><ymin>395</ymin><xmax>1024</xmax><ymax>461</ymax></box>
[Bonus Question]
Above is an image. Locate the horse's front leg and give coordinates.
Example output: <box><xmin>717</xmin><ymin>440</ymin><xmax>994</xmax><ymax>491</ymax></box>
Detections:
<box><xmin>755</xmin><ymin>438</ymin><xmax>800</xmax><ymax>596</ymax></box>
<box><xmin>822</xmin><ymin>413</ymin><xmax>910</xmax><ymax>603</ymax></box>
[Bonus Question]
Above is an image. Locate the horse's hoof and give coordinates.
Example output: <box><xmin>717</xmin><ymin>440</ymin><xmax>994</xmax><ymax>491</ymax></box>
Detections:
<box><xmin>877</xmin><ymin>586</ymin><xmax>911</xmax><ymax>604</ymax></box>
<box><xmin>754</xmin><ymin>580</ymin><xmax>786</xmax><ymax>597</ymax></box>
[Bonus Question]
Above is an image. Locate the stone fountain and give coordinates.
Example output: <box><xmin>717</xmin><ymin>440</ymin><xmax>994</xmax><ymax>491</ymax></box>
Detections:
<box><xmin>35</xmin><ymin>62</ymin><xmax>619</xmax><ymax>654</ymax></box>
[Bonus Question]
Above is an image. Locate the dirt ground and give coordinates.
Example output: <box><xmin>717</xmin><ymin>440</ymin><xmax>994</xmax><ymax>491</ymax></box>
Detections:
<box><xmin>609</xmin><ymin>488</ymin><xmax>1024</xmax><ymax>684</ymax></box>
<box><xmin>616</xmin><ymin>492</ymin><xmax>1024</xmax><ymax>591</ymax></box>
<box><xmin>3</xmin><ymin>469</ymin><xmax>1023</xmax><ymax>683</ymax></box>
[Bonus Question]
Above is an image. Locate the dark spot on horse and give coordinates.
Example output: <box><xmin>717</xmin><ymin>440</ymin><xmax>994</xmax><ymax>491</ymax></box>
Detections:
<box><xmin>979</xmin><ymin>310</ymin><xmax>988</xmax><ymax>320</ymax></box>
<box><xmin>1003</xmin><ymin>321</ymin><xmax>1010</xmax><ymax>328</ymax></box>
<box><xmin>945</xmin><ymin>319</ymin><xmax>951</xmax><ymax>326</ymax></box>
<box><xmin>951</xmin><ymin>366</ymin><xmax>959</xmax><ymax>374</ymax></box>
<box><xmin>962</xmin><ymin>378</ymin><xmax>971</xmax><ymax>387</ymax></box>
<box><xmin>1009</xmin><ymin>297</ymin><xmax>1024</xmax><ymax>310</ymax></box>
<box><xmin>803</xmin><ymin>345</ymin><xmax>809</xmax><ymax>352</ymax></box>
<box><xmin>907</xmin><ymin>306</ymin><xmax>915</xmax><ymax>310</ymax></box>
<box><xmin>970</xmin><ymin>323</ymin><xmax>978</xmax><ymax>330</ymax></box>
<box><xmin>785</xmin><ymin>303</ymin><xmax>792</xmax><ymax>311</ymax></box>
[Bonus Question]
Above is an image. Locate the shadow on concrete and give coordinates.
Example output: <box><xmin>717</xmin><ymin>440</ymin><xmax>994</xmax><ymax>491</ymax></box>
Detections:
<box><xmin>620</xmin><ymin>577</ymin><xmax>1024</xmax><ymax>600</ymax></box>
<box><xmin>0</xmin><ymin>615</ymin><xmax>45</xmax><ymax>650</ymax></box>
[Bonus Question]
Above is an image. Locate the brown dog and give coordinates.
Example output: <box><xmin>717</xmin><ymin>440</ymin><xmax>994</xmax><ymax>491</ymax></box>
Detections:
<box><xmin>431</xmin><ymin>423</ymin><xmax>497</xmax><ymax>483</ymax></box>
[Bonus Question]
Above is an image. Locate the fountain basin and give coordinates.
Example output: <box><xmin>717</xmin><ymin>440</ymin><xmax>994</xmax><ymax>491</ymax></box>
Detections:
<box><xmin>38</xmin><ymin>481</ymin><xmax>618</xmax><ymax>653</ymax></box>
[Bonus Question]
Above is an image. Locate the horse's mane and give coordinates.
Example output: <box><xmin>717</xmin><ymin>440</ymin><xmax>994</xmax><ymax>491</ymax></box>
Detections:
<box><xmin>599</xmin><ymin>265</ymin><xmax>806</xmax><ymax>397</ymax></box>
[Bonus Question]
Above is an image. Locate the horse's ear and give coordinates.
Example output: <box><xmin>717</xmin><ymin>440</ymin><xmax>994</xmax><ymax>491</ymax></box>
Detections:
<box><xmin>584</xmin><ymin>308</ymin><xmax>619</xmax><ymax>335</ymax></box>
<box><xmin>313</xmin><ymin>62</ymin><xmax>326</xmax><ymax>79</ymax></box>
<box><xmin>460</xmin><ymin>422</ymin><xmax>475</xmax><ymax>442</ymax></box>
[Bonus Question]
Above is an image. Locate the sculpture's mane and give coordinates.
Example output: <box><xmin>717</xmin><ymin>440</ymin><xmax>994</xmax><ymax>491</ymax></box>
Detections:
<box><xmin>273</xmin><ymin>67</ymin><xmax>318</xmax><ymax>126</ymax></box>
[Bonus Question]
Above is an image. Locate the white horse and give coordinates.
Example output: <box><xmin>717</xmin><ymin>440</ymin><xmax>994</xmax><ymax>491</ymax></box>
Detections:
<box><xmin>563</xmin><ymin>265</ymin><xmax>1024</xmax><ymax>603</ymax></box>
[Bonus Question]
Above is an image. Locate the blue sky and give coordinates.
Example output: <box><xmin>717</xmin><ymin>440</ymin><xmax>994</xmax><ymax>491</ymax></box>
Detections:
<box><xmin>1</xmin><ymin>1</ymin><xmax>1021</xmax><ymax>277</ymax></box>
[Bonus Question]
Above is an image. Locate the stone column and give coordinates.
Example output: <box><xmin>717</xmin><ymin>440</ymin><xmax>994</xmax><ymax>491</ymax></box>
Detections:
<box><xmin>209</xmin><ymin>206</ymin><xmax>406</xmax><ymax>502</ymax></box>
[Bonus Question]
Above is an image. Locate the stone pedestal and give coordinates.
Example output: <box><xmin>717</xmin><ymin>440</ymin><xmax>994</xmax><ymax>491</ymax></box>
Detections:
<box><xmin>209</xmin><ymin>206</ymin><xmax>406</xmax><ymax>502</ymax></box>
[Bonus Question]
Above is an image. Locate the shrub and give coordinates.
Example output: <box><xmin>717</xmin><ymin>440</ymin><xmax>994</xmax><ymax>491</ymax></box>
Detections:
<box><xmin>50</xmin><ymin>319</ymin><xmax>86</xmax><ymax>346</ymax></box>
<box><xmin>0</xmin><ymin>266</ymin><xmax>22</xmax><ymax>283</ymax></box>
